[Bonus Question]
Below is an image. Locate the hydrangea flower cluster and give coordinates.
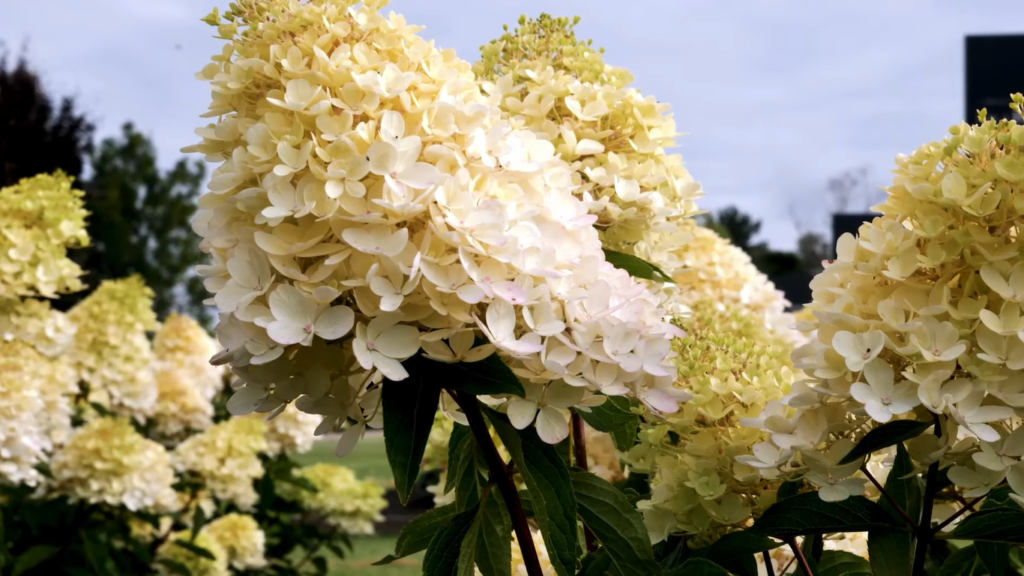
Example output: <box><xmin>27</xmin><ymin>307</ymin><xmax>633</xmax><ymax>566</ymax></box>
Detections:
<box><xmin>254</xmin><ymin>404</ymin><xmax>322</xmax><ymax>455</ymax></box>
<box><xmin>669</xmin><ymin>220</ymin><xmax>795</xmax><ymax>336</ymax></box>
<box><xmin>740</xmin><ymin>96</ymin><xmax>1024</xmax><ymax>505</ymax></box>
<box><xmin>154</xmin><ymin>313</ymin><xmax>224</xmax><ymax>400</ymax></box>
<box><xmin>150</xmin><ymin>314</ymin><xmax>225</xmax><ymax>437</ymax></box>
<box><xmin>585</xmin><ymin>424</ymin><xmax>625</xmax><ymax>483</ymax></box>
<box><xmin>155</xmin><ymin>531</ymin><xmax>230</xmax><ymax>576</ymax></box>
<box><xmin>474</xmin><ymin>14</ymin><xmax>703</xmax><ymax>268</ymax></box>
<box><xmin>0</xmin><ymin>172</ymin><xmax>89</xmax><ymax>299</ymax></box>
<box><xmin>203</xmin><ymin>513</ymin><xmax>268</xmax><ymax>571</ymax></box>
<box><xmin>172</xmin><ymin>417</ymin><xmax>268</xmax><ymax>509</ymax></box>
<box><xmin>48</xmin><ymin>417</ymin><xmax>178</xmax><ymax>512</ymax></box>
<box><xmin>281</xmin><ymin>462</ymin><xmax>387</xmax><ymax>535</ymax></box>
<box><xmin>68</xmin><ymin>277</ymin><xmax>158</xmax><ymax>420</ymax></box>
<box><xmin>629</xmin><ymin>298</ymin><xmax>797</xmax><ymax>541</ymax></box>
<box><xmin>191</xmin><ymin>0</ymin><xmax>685</xmax><ymax>450</ymax></box>
<box><xmin>0</xmin><ymin>342</ymin><xmax>54</xmax><ymax>486</ymax></box>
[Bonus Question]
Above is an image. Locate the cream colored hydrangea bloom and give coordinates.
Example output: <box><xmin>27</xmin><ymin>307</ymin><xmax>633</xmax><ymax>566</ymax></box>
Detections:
<box><xmin>49</xmin><ymin>417</ymin><xmax>178</xmax><ymax>511</ymax></box>
<box><xmin>172</xmin><ymin>417</ymin><xmax>268</xmax><ymax>509</ymax></box>
<box><xmin>0</xmin><ymin>304</ymin><xmax>78</xmax><ymax>448</ymax></box>
<box><xmin>191</xmin><ymin>0</ymin><xmax>684</xmax><ymax>451</ymax></box>
<box><xmin>474</xmin><ymin>15</ymin><xmax>702</xmax><ymax>268</ymax></box>
<box><xmin>629</xmin><ymin>299</ymin><xmax>796</xmax><ymax>541</ymax></box>
<box><xmin>282</xmin><ymin>463</ymin><xmax>387</xmax><ymax>535</ymax></box>
<box><xmin>0</xmin><ymin>342</ymin><xmax>51</xmax><ymax>486</ymax></box>
<box><xmin>151</xmin><ymin>314</ymin><xmax>222</xmax><ymax>436</ymax></box>
<box><xmin>154</xmin><ymin>531</ymin><xmax>229</xmax><ymax>576</ymax></box>
<box><xmin>585</xmin><ymin>424</ymin><xmax>624</xmax><ymax>483</ymax></box>
<box><xmin>203</xmin><ymin>513</ymin><xmax>267</xmax><ymax>570</ymax></box>
<box><xmin>68</xmin><ymin>277</ymin><xmax>158</xmax><ymax>420</ymax></box>
<box><xmin>154</xmin><ymin>313</ymin><xmax>224</xmax><ymax>400</ymax></box>
<box><xmin>253</xmin><ymin>404</ymin><xmax>322</xmax><ymax>455</ymax></box>
<box><xmin>0</xmin><ymin>172</ymin><xmax>88</xmax><ymax>299</ymax></box>
<box><xmin>671</xmin><ymin>220</ymin><xmax>795</xmax><ymax>337</ymax></box>
<box><xmin>741</xmin><ymin>95</ymin><xmax>1024</xmax><ymax>506</ymax></box>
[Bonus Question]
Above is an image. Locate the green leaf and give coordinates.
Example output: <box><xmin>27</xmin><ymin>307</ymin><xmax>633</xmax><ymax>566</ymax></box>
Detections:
<box><xmin>777</xmin><ymin>479</ymin><xmax>803</xmax><ymax>501</ymax></box>
<box><xmin>948</xmin><ymin>508</ymin><xmax>1024</xmax><ymax>543</ymax></box>
<box><xmin>751</xmin><ymin>493</ymin><xmax>903</xmax><ymax>537</ymax></box>
<box><xmin>705</xmin><ymin>532</ymin><xmax>782</xmax><ymax>576</ymax></box>
<box><xmin>445</xmin><ymin>424</ymin><xmax>486</xmax><ymax>511</ymax></box>
<box><xmin>981</xmin><ymin>485</ymin><xmax>1022</xmax><ymax>511</ymax></box>
<box><xmin>375</xmin><ymin>503</ymin><xmax>458</xmax><ymax>565</ymax></box>
<box><xmin>156</xmin><ymin>558</ymin><xmax>193</xmax><ymax>576</ymax></box>
<box><xmin>382</xmin><ymin>356</ymin><xmax>442</xmax><ymax>505</ymax></box>
<box><xmin>869</xmin><ymin>443</ymin><xmax>920</xmax><ymax>576</ymax></box>
<box><xmin>474</xmin><ymin>491</ymin><xmax>512</xmax><ymax>576</ymax></box>
<box><xmin>938</xmin><ymin>545</ymin><xmax>987</xmax><ymax>576</ymax></box>
<box><xmin>438</xmin><ymin>354</ymin><xmax>526</xmax><ymax>398</ymax></box>
<box><xmin>570</xmin><ymin>469</ymin><xmax>659</xmax><ymax>576</ymax></box>
<box><xmin>312</xmin><ymin>555</ymin><xmax>329</xmax><ymax>575</ymax></box>
<box><xmin>666</xmin><ymin>558</ymin><xmax>730</xmax><ymax>575</ymax></box>
<box><xmin>578</xmin><ymin>549</ymin><xmax>614</xmax><ymax>576</ymax></box>
<box><xmin>12</xmin><ymin>545</ymin><xmax>60</xmax><ymax>576</ymax></box>
<box><xmin>423</xmin><ymin>506</ymin><xmax>479</xmax><ymax>576</ymax></box>
<box><xmin>838</xmin><ymin>419</ymin><xmax>933</xmax><ymax>464</ymax></box>
<box><xmin>975</xmin><ymin>541</ymin><xmax>1008</xmax><ymax>576</ymax></box>
<box><xmin>602</xmin><ymin>248</ymin><xmax>674</xmax><ymax>283</ymax></box>
<box><xmin>574</xmin><ymin>396</ymin><xmax>640</xmax><ymax>452</ymax></box>
<box><xmin>190</xmin><ymin>504</ymin><xmax>207</xmax><ymax>543</ymax></box>
<box><xmin>488</xmin><ymin>410</ymin><xmax>578</xmax><ymax>576</ymax></box>
<box><xmin>172</xmin><ymin>540</ymin><xmax>217</xmax><ymax>560</ymax></box>
<box><xmin>813</xmin><ymin>550</ymin><xmax>873</xmax><ymax>576</ymax></box>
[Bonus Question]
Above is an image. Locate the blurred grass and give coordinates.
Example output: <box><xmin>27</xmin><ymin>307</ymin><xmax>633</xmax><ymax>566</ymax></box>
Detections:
<box><xmin>330</xmin><ymin>536</ymin><xmax>423</xmax><ymax>576</ymax></box>
<box><xmin>290</xmin><ymin>437</ymin><xmax>422</xmax><ymax>574</ymax></box>
<box><xmin>291</xmin><ymin>435</ymin><xmax>393</xmax><ymax>485</ymax></box>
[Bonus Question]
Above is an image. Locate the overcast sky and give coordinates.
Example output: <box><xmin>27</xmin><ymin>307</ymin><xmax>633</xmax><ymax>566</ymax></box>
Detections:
<box><xmin>3</xmin><ymin>0</ymin><xmax>1023</xmax><ymax>249</ymax></box>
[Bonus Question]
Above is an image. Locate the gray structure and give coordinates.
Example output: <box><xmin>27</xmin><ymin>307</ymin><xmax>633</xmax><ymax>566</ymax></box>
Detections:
<box><xmin>965</xmin><ymin>35</ymin><xmax>1024</xmax><ymax>122</ymax></box>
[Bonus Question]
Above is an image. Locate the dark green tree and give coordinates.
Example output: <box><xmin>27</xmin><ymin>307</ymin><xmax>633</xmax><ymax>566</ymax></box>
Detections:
<box><xmin>0</xmin><ymin>51</ymin><xmax>93</xmax><ymax>187</ymax></box>
<box><xmin>63</xmin><ymin>123</ymin><xmax>208</xmax><ymax>323</ymax></box>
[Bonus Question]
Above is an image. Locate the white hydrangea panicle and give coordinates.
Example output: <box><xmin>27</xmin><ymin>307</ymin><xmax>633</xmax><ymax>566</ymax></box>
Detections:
<box><xmin>473</xmin><ymin>15</ymin><xmax>703</xmax><ymax>272</ymax></box>
<box><xmin>0</xmin><ymin>172</ymin><xmax>89</xmax><ymax>299</ymax></box>
<box><xmin>155</xmin><ymin>530</ymin><xmax>229</xmax><ymax>576</ymax></box>
<box><xmin>739</xmin><ymin>95</ymin><xmax>1024</xmax><ymax>507</ymax></box>
<box><xmin>68</xmin><ymin>277</ymin><xmax>158</xmax><ymax>420</ymax></box>
<box><xmin>0</xmin><ymin>342</ymin><xmax>52</xmax><ymax>486</ymax></box>
<box><xmin>172</xmin><ymin>417</ymin><xmax>269</xmax><ymax>510</ymax></box>
<box><xmin>151</xmin><ymin>314</ymin><xmax>223</xmax><ymax>437</ymax></box>
<box><xmin>203</xmin><ymin>513</ymin><xmax>267</xmax><ymax>571</ymax></box>
<box><xmin>622</xmin><ymin>224</ymin><xmax>798</xmax><ymax>541</ymax></box>
<box><xmin>280</xmin><ymin>463</ymin><xmax>387</xmax><ymax>535</ymax></box>
<box><xmin>189</xmin><ymin>0</ymin><xmax>683</xmax><ymax>450</ymax></box>
<box><xmin>48</xmin><ymin>417</ymin><xmax>178</xmax><ymax>512</ymax></box>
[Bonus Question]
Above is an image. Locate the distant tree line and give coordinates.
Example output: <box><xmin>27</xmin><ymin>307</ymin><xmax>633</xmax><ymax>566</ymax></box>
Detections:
<box><xmin>0</xmin><ymin>52</ymin><xmax>209</xmax><ymax>323</ymax></box>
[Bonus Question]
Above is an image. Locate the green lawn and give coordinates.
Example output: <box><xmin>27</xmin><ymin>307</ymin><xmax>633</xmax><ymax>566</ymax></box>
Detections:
<box><xmin>291</xmin><ymin>435</ymin><xmax>394</xmax><ymax>485</ymax></box>
<box><xmin>290</xmin><ymin>437</ymin><xmax>422</xmax><ymax>574</ymax></box>
<box><xmin>331</xmin><ymin>536</ymin><xmax>423</xmax><ymax>576</ymax></box>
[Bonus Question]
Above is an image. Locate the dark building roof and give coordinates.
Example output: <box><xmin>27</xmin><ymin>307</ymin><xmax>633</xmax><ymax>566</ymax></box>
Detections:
<box><xmin>965</xmin><ymin>35</ymin><xmax>1024</xmax><ymax>123</ymax></box>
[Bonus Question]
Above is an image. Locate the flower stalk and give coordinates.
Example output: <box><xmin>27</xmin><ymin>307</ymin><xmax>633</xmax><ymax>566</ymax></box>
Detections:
<box><xmin>449</xmin><ymin>390</ymin><xmax>543</xmax><ymax>576</ymax></box>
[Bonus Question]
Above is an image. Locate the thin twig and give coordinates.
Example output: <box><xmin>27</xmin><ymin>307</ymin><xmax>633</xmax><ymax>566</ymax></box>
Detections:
<box><xmin>449</xmin><ymin>390</ymin><xmax>543</xmax><ymax>576</ymax></box>
<box><xmin>571</xmin><ymin>411</ymin><xmax>597</xmax><ymax>553</ymax></box>
<box><xmin>862</xmin><ymin>465</ymin><xmax>917</xmax><ymax>528</ymax></box>
<box><xmin>932</xmin><ymin>496</ymin><xmax>984</xmax><ymax>535</ymax></box>
<box><xmin>762</xmin><ymin>550</ymin><xmax>776</xmax><ymax>576</ymax></box>
<box><xmin>911</xmin><ymin>415</ymin><xmax>943</xmax><ymax>576</ymax></box>
<box><xmin>786</xmin><ymin>537</ymin><xmax>814</xmax><ymax>576</ymax></box>
<box><xmin>780</xmin><ymin>556</ymin><xmax>796</xmax><ymax>576</ymax></box>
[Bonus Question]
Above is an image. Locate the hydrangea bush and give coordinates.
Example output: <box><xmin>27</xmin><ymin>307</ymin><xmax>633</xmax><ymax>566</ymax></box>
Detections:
<box><xmin>0</xmin><ymin>173</ymin><xmax>387</xmax><ymax>575</ymax></box>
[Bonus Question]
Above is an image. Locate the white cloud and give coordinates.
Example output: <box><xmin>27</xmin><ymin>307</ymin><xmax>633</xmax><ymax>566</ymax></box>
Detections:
<box><xmin>3</xmin><ymin>0</ymin><xmax>1023</xmax><ymax>249</ymax></box>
